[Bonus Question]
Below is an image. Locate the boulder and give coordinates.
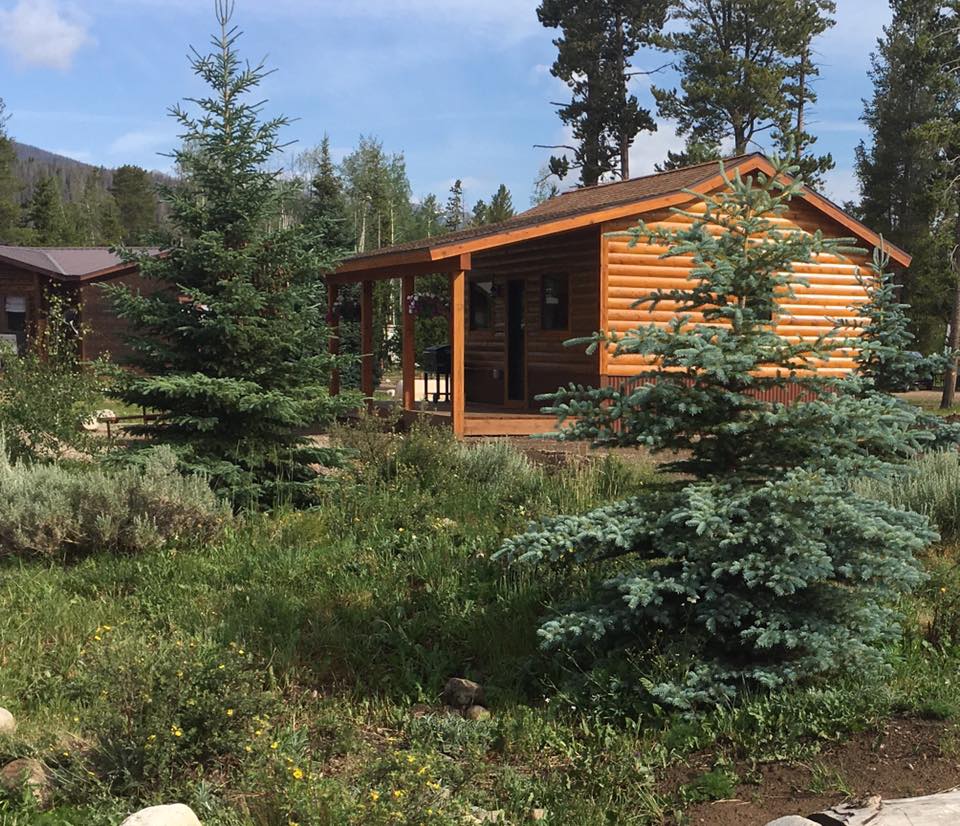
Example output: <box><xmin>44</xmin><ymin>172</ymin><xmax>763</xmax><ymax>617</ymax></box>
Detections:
<box><xmin>0</xmin><ymin>758</ymin><xmax>51</xmax><ymax>807</ymax></box>
<box><xmin>764</xmin><ymin>818</ymin><xmax>821</xmax><ymax>826</ymax></box>
<box><xmin>530</xmin><ymin>809</ymin><xmax>547</xmax><ymax>821</ymax></box>
<box><xmin>0</xmin><ymin>707</ymin><xmax>15</xmax><ymax>735</ymax></box>
<box><xmin>120</xmin><ymin>804</ymin><xmax>202</xmax><ymax>826</ymax></box>
<box><xmin>443</xmin><ymin>678</ymin><xmax>485</xmax><ymax>710</ymax></box>
<box><xmin>463</xmin><ymin>705</ymin><xmax>491</xmax><ymax>722</ymax></box>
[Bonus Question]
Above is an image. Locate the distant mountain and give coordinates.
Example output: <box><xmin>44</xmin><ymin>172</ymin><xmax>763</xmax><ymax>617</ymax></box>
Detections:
<box><xmin>12</xmin><ymin>141</ymin><xmax>173</xmax><ymax>205</ymax></box>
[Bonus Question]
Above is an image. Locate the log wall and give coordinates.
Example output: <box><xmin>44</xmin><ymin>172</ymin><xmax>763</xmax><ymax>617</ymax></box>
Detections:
<box><xmin>600</xmin><ymin>195</ymin><xmax>871</xmax><ymax>380</ymax></box>
<box><xmin>467</xmin><ymin>227</ymin><xmax>600</xmax><ymax>407</ymax></box>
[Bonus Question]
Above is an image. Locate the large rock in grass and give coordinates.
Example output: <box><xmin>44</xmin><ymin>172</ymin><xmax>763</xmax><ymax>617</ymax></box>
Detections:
<box><xmin>119</xmin><ymin>804</ymin><xmax>202</xmax><ymax>826</ymax></box>
<box><xmin>0</xmin><ymin>758</ymin><xmax>51</xmax><ymax>807</ymax></box>
<box><xmin>443</xmin><ymin>678</ymin><xmax>485</xmax><ymax>710</ymax></box>
<box><xmin>0</xmin><ymin>707</ymin><xmax>15</xmax><ymax>735</ymax></box>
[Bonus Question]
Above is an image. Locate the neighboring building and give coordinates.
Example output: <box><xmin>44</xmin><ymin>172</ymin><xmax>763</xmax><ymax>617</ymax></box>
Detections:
<box><xmin>0</xmin><ymin>246</ymin><xmax>148</xmax><ymax>361</ymax></box>
<box><xmin>330</xmin><ymin>154</ymin><xmax>911</xmax><ymax>437</ymax></box>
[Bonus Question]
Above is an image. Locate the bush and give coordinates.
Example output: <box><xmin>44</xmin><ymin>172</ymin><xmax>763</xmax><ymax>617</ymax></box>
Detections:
<box><xmin>70</xmin><ymin>633</ymin><xmax>280</xmax><ymax>796</ymax></box>
<box><xmin>0</xmin><ymin>446</ymin><xmax>229</xmax><ymax>560</ymax></box>
<box><xmin>0</xmin><ymin>289</ymin><xmax>105</xmax><ymax>463</ymax></box>
<box><xmin>856</xmin><ymin>450</ymin><xmax>960</xmax><ymax>541</ymax></box>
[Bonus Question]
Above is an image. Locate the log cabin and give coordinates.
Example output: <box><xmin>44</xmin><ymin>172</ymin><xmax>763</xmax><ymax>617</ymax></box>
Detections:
<box><xmin>0</xmin><ymin>246</ymin><xmax>147</xmax><ymax>361</ymax></box>
<box><xmin>329</xmin><ymin>154</ymin><xmax>911</xmax><ymax>438</ymax></box>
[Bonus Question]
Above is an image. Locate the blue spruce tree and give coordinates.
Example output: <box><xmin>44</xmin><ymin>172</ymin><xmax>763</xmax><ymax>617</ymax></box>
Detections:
<box><xmin>495</xmin><ymin>157</ymin><xmax>939</xmax><ymax>708</ymax></box>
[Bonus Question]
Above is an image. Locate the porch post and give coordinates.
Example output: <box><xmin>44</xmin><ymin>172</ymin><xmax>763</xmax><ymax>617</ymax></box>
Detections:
<box><xmin>401</xmin><ymin>275</ymin><xmax>416</xmax><ymax>411</ymax></box>
<box><xmin>360</xmin><ymin>279</ymin><xmax>375</xmax><ymax>403</ymax></box>
<box><xmin>450</xmin><ymin>268</ymin><xmax>466</xmax><ymax>438</ymax></box>
<box><xmin>327</xmin><ymin>281</ymin><xmax>340</xmax><ymax>397</ymax></box>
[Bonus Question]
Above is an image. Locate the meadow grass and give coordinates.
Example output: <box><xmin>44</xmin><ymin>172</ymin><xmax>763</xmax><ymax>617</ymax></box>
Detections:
<box><xmin>1</xmin><ymin>425</ymin><xmax>959</xmax><ymax>824</ymax></box>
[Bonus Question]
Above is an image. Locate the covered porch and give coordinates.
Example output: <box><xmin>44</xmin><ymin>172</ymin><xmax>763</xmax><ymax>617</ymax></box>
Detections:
<box><xmin>326</xmin><ymin>239</ymin><xmax>591</xmax><ymax>437</ymax></box>
<box><xmin>328</xmin><ymin>252</ymin><xmax>549</xmax><ymax>438</ymax></box>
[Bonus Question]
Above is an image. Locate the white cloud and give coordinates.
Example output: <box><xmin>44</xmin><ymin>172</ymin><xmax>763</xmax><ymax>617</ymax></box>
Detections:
<box><xmin>822</xmin><ymin>167</ymin><xmax>860</xmax><ymax>205</ymax></box>
<box><xmin>0</xmin><ymin>0</ymin><xmax>92</xmax><ymax>70</ymax></box>
<box><xmin>108</xmin><ymin>125</ymin><xmax>176</xmax><ymax>157</ymax></box>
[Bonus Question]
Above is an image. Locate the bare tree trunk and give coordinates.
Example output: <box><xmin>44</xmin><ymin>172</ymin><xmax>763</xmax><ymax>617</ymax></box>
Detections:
<box><xmin>940</xmin><ymin>214</ymin><xmax>960</xmax><ymax>408</ymax></box>
<box><xmin>616</xmin><ymin>11</ymin><xmax>630</xmax><ymax>181</ymax></box>
<box><xmin>795</xmin><ymin>45</ymin><xmax>807</xmax><ymax>164</ymax></box>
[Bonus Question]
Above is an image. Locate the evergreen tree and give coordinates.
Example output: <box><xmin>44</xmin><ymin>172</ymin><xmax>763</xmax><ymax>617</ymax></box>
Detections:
<box><xmin>538</xmin><ymin>0</ymin><xmax>669</xmax><ymax>186</ymax></box>
<box><xmin>654</xmin><ymin>0</ymin><xmax>834</xmax><ymax>179</ymax></box>
<box><xmin>302</xmin><ymin>135</ymin><xmax>352</xmax><ymax>251</ymax></box>
<box><xmin>486</xmin><ymin>184</ymin><xmax>515</xmax><ymax>223</ymax></box>
<box><xmin>110</xmin><ymin>164</ymin><xmax>159</xmax><ymax>244</ymax></box>
<box><xmin>444</xmin><ymin>179</ymin><xmax>465</xmax><ymax>231</ymax></box>
<box><xmin>654</xmin><ymin>138</ymin><xmax>722</xmax><ymax>172</ymax></box>
<box><xmin>856</xmin><ymin>0</ymin><xmax>959</xmax><ymax>362</ymax></box>
<box><xmin>495</xmin><ymin>157</ymin><xmax>937</xmax><ymax>708</ymax></box>
<box><xmin>107</xmin><ymin>1</ymin><xmax>351</xmax><ymax>508</ymax></box>
<box><xmin>0</xmin><ymin>99</ymin><xmax>20</xmax><ymax>243</ymax></box>
<box><xmin>26</xmin><ymin>176</ymin><xmax>68</xmax><ymax>244</ymax></box>
<box><xmin>771</xmin><ymin>0</ymin><xmax>836</xmax><ymax>186</ymax></box>
<box><xmin>855</xmin><ymin>250</ymin><xmax>950</xmax><ymax>392</ymax></box>
<box><xmin>471</xmin><ymin>199</ymin><xmax>488</xmax><ymax>226</ymax></box>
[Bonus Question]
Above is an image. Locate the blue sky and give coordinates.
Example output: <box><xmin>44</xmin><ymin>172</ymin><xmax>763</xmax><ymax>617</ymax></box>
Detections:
<box><xmin>1</xmin><ymin>0</ymin><xmax>888</xmax><ymax>209</ymax></box>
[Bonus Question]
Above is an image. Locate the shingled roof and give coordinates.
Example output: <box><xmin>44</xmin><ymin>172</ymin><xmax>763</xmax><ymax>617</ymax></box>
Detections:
<box><xmin>0</xmin><ymin>246</ymin><xmax>145</xmax><ymax>281</ymax></box>
<box><xmin>335</xmin><ymin>153</ymin><xmax>911</xmax><ymax>276</ymax></box>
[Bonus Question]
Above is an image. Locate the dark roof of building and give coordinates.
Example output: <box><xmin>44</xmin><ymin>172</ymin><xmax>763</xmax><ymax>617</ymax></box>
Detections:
<box><xmin>341</xmin><ymin>154</ymin><xmax>760</xmax><ymax>266</ymax></box>
<box><xmin>0</xmin><ymin>246</ymin><xmax>145</xmax><ymax>281</ymax></box>
<box><xmin>335</xmin><ymin>153</ymin><xmax>911</xmax><ymax>274</ymax></box>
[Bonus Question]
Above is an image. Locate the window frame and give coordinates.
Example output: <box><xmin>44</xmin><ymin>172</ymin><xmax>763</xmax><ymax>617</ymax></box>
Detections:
<box><xmin>540</xmin><ymin>272</ymin><xmax>570</xmax><ymax>332</ymax></box>
<box><xmin>469</xmin><ymin>279</ymin><xmax>495</xmax><ymax>332</ymax></box>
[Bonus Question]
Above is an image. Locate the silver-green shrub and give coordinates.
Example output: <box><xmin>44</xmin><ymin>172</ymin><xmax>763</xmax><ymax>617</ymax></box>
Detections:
<box><xmin>856</xmin><ymin>451</ymin><xmax>960</xmax><ymax>542</ymax></box>
<box><xmin>0</xmin><ymin>446</ymin><xmax>230</xmax><ymax>560</ymax></box>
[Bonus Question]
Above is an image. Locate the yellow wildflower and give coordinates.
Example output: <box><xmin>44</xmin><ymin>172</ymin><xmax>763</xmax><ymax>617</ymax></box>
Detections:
<box><xmin>369</xmin><ymin>790</ymin><xmax>380</xmax><ymax>802</ymax></box>
<box><xmin>226</xmin><ymin>709</ymin><xmax>234</xmax><ymax>717</ymax></box>
<box><xmin>291</xmin><ymin>767</ymin><xmax>304</xmax><ymax>780</ymax></box>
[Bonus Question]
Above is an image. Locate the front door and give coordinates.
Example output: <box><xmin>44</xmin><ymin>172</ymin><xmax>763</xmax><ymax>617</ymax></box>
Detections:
<box><xmin>506</xmin><ymin>279</ymin><xmax>525</xmax><ymax>404</ymax></box>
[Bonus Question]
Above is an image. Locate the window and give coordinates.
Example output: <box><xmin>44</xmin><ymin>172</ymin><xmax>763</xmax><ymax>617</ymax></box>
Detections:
<box><xmin>541</xmin><ymin>274</ymin><xmax>569</xmax><ymax>331</ymax></box>
<box><xmin>4</xmin><ymin>296</ymin><xmax>26</xmax><ymax>333</ymax></box>
<box><xmin>469</xmin><ymin>280</ymin><xmax>494</xmax><ymax>330</ymax></box>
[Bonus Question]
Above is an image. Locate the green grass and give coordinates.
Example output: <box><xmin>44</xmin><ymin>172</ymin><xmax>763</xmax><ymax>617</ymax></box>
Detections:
<box><xmin>1</xmin><ymin>427</ymin><xmax>959</xmax><ymax>824</ymax></box>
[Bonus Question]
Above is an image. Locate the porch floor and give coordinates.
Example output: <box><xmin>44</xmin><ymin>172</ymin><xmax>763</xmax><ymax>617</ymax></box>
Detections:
<box><xmin>402</xmin><ymin>402</ymin><xmax>559</xmax><ymax>437</ymax></box>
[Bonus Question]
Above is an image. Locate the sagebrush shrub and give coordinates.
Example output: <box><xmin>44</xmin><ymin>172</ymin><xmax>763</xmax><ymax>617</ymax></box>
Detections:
<box><xmin>0</xmin><ymin>447</ymin><xmax>229</xmax><ymax>560</ymax></box>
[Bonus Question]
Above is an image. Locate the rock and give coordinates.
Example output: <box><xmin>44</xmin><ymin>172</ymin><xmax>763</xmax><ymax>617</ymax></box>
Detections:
<box><xmin>764</xmin><ymin>818</ymin><xmax>820</xmax><ymax>826</ymax></box>
<box><xmin>410</xmin><ymin>703</ymin><xmax>434</xmax><ymax>718</ymax></box>
<box><xmin>0</xmin><ymin>707</ymin><xmax>15</xmax><ymax>735</ymax></box>
<box><xmin>463</xmin><ymin>705</ymin><xmax>491</xmax><ymax>721</ymax></box>
<box><xmin>0</xmin><ymin>758</ymin><xmax>51</xmax><ymax>807</ymax></box>
<box><xmin>466</xmin><ymin>809</ymin><xmax>505</xmax><ymax>824</ymax></box>
<box><xmin>530</xmin><ymin>809</ymin><xmax>547</xmax><ymax>821</ymax></box>
<box><xmin>443</xmin><ymin>678</ymin><xmax>485</xmax><ymax>710</ymax></box>
<box><xmin>119</xmin><ymin>804</ymin><xmax>202</xmax><ymax>826</ymax></box>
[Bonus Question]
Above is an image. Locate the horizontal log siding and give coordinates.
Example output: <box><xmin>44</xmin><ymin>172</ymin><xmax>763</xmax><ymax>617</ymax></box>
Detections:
<box><xmin>469</xmin><ymin>227</ymin><xmax>600</xmax><ymax>407</ymax></box>
<box><xmin>601</xmin><ymin>197</ymin><xmax>871</xmax><ymax>380</ymax></box>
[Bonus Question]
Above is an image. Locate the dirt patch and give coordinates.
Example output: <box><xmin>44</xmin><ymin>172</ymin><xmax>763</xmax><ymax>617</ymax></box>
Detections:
<box><xmin>676</xmin><ymin>718</ymin><xmax>960</xmax><ymax>825</ymax></box>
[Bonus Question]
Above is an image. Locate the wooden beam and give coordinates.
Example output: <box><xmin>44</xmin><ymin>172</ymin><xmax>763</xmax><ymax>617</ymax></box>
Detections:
<box><xmin>330</xmin><ymin>254</ymin><xmax>471</xmax><ymax>285</ymax></box>
<box><xmin>401</xmin><ymin>275</ymin><xmax>415</xmax><ymax>411</ymax></box>
<box><xmin>450</xmin><ymin>269</ymin><xmax>466</xmax><ymax>438</ymax></box>
<box><xmin>327</xmin><ymin>282</ymin><xmax>340</xmax><ymax>397</ymax></box>
<box><xmin>361</xmin><ymin>279</ymin><xmax>374</xmax><ymax>403</ymax></box>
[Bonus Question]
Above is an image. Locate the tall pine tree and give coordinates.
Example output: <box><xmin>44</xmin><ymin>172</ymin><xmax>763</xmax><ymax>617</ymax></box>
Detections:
<box><xmin>26</xmin><ymin>176</ymin><xmax>69</xmax><ymax>245</ymax></box>
<box><xmin>108</xmin><ymin>1</ymin><xmax>351</xmax><ymax>507</ymax></box>
<box><xmin>111</xmin><ymin>165</ymin><xmax>159</xmax><ymax>244</ymax></box>
<box><xmin>538</xmin><ymin>0</ymin><xmax>669</xmax><ymax>186</ymax></box>
<box><xmin>856</xmin><ymin>0</ymin><xmax>958</xmax><ymax>355</ymax></box>
<box><xmin>0</xmin><ymin>99</ymin><xmax>20</xmax><ymax>243</ymax></box>
<box><xmin>654</xmin><ymin>0</ymin><xmax>835</xmax><ymax>182</ymax></box>
<box><xmin>486</xmin><ymin>184</ymin><xmax>515</xmax><ymax>223</ymax></box>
